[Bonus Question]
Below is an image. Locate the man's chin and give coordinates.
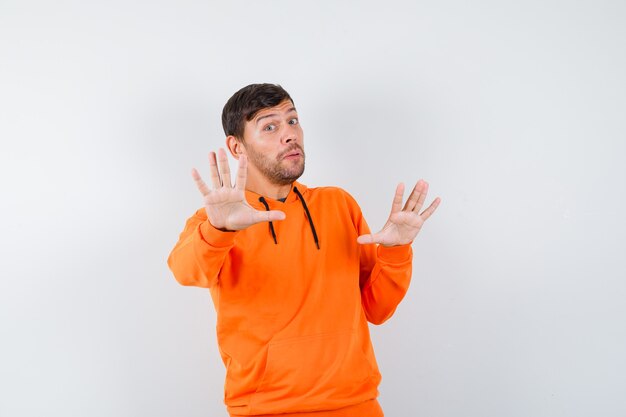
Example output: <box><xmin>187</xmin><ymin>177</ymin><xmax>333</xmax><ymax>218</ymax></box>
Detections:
<box><xmin>274</xmin><ymin>165</ymin><xmax>305</xmax><ymax>186</ymax></box>
<box><xmin>282</xmin><ymin>160</ymin><xmax>305</xmax><ymax>177</ymax></box>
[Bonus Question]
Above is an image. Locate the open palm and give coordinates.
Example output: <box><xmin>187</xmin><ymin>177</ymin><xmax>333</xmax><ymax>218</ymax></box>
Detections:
<box><xmin>192</xmin><ymin>149</ymin><xmax>285</xmax><ymax>231</ymax></box>
<box><xmin>357</xmin><ymin>180</ymin><xmax>440</xmax><ymax>246</ymax></box>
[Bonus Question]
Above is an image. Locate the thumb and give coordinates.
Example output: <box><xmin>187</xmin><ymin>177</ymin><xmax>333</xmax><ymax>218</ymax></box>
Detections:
<box><xmin>266</xmin><ymin>210</ymin><xmax>286</xmax><ymax>222</ymax></box>
<box><xmin>252</xmin><ymin>210</ymin><xmax>286</xmax><ymax>224</ymax></box>
<box><xmin>357</xmin><ymin>234</ymin><xmax>378</xmax><ymax>245</ymax></box>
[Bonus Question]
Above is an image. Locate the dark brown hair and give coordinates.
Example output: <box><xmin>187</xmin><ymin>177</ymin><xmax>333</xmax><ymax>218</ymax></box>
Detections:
<box><xmin>221</xmin><ymin>83</ymin><xmax>294</xmax><ymax>140</ymax></box>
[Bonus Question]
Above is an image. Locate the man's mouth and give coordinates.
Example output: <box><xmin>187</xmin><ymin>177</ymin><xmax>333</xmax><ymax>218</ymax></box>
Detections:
<box><xmin>281</xmin><ymin>147</ymin><xmax>303</xmax><ymax>160</ymax></box>
<box><xmin>284</xmin><ymin>151</ymin><xmax>301</xmax><ymax>159</ymax></box>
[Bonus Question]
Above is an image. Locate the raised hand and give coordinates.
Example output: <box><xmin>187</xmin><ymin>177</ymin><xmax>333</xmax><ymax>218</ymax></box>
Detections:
<box><xmin>192</xmin><ymin>148</ymin><xmax>286</xmax><ymax>231</ymax></box>
<box><xmin>357</xmin><ymin>180</ymin><xmax>441</xmax><ymax>246</ymax></box>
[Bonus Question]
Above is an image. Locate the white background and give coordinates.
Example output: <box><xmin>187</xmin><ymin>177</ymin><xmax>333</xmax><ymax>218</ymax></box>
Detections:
<box><xmin>1</xmin><ymin>1</ymin><xmax>625</xmax><ymax>416</ymax></box>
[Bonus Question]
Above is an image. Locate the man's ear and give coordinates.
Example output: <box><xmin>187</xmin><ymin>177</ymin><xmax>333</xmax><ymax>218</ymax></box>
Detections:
<box><xmin>226</xmin><ymin>135</ymin><xmax>244</xmax><ymax>158</ymax></box>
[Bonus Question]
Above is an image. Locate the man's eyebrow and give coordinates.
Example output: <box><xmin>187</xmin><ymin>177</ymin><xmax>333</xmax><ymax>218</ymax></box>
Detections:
<box><xmin>255</xmin><ymin>108</ymin><xmax>298</xmax><ymax>124</ymax></box>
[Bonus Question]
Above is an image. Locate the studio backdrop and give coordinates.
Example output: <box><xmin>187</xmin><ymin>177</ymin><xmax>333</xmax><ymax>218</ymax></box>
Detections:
<box><xmin>1</xmin><ymin>1</ymin><xmax>625</xmax><ymax>416</ymax></box>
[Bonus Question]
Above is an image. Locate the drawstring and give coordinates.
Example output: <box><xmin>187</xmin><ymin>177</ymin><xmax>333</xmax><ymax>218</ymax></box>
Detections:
<box><xmin>258</xmin><ymin>197</ymin><xmax>278</xmax><ymax>244</ymax></box>
<box><xmin>293</xmin><ymin>186</ymin><xmax>320</xmax><ymax>250</ymax></box>
<box><xmin>257</xmin><ymin>187</ymin><xmax>320</xmax><ymax>250</ymax></box>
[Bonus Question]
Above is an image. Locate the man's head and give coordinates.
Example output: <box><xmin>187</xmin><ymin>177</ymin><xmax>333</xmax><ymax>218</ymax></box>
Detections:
<box><xmin>223</xmin><ymin>84</ymin><xmax>305</xmax><ymax>187</ymax></box>
<box><xmin>222</xmin><ymin>84</ymin><xmax>294</xmax><ymax>140</ymax></box>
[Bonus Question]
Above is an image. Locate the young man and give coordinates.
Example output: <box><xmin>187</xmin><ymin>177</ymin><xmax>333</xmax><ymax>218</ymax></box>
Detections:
<box><xmin>168</xmin><ymin>84</ymin><xmax>440</xmax><ymax>417</ymax></box>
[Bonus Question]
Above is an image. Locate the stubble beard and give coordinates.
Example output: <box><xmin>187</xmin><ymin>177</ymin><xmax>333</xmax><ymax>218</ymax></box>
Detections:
<box><xmin>245</xmin><ymin>144</ymin><xmax>306</xmax><ymax>186</ymax></box>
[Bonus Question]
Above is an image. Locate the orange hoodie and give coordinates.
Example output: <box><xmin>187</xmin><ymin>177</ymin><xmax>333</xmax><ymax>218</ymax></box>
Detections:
<box><xmin>167</xmin><ymin>182</ymin><xmax>413</xmax><ymax>416</ymax></box>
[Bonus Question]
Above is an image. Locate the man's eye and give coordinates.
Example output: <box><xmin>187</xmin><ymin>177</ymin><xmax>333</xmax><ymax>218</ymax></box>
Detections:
<box><xmin>264</xmin><ymin>124</ymin><xmax>276</xmax><ymax>131</ymax></box>
<box><xmin>289</xmin><ymin>118</ymin><xmax>299</xmax><ymax>125</ymax></box>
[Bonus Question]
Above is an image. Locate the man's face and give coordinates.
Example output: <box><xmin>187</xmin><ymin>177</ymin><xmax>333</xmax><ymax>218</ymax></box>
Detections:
<box><xmin>241</xmin><ymin>99</ymin><xmax>305</xmax><ymax>186</ymax></box>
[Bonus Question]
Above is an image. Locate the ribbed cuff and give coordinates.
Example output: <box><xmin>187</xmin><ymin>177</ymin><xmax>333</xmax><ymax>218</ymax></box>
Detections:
<box><xmin>198</xmin><ymin>220</ymin><xmax>239</xmax><ymax>248</ymax></box>
<box><xmin>377</xmin><ymin>244</ymin><xmax>412</xmax><ymax>263</ymax></box>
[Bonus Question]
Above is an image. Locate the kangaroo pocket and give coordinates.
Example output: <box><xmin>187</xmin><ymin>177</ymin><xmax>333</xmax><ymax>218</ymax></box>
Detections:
<box><xmin>250</xmin><ymin>330</ymin><xmax>377</xmax><ymax>414</ymax></box>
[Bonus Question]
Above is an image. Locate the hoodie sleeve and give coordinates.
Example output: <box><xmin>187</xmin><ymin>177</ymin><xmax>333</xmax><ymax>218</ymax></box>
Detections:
<box><xmin>167</xmin><ymin>208</ymin><xmax>239</xmax><ymax>288</ymax></box>
<box><xmin>359</xmin><ymin>237</ymin><xmax>413</xmax><ymax>325</ymax></box>
<box><xmin>341</xmin><ymin>192</ymin><xmax>413</xmax><ymax>325</ymax></box>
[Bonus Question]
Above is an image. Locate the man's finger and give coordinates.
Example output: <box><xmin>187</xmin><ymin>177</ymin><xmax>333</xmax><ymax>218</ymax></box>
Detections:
<box><xmin>235</xmin><ymin>154</ymin><xmax>247</xmax><ymax>191</ymax></box>
<box><xmin>191</xmin><ymin>168</ymin><xmax>210</xmax><ymax>196</ymax></box>
<box><xmin>208</xmin><ymin>152</ymin><xmax>222</xmax><ymax>188</ymax></box>
<box><xmin>356</xmin><ymin>233</ymin><xmax>381</xmax><ymax>245</ymax></box>
<box><xmin>217</xmin><ymin>148</ymin><xmax>232</xmax><ymax>187</ymax></box>
<box><xmin>251</xmin><ymin>209</ymin><xmax>286</xmax><ymax>224</ymax></box>
<box><xmin>390</xmin><ymin>183</ymin><xmax>405</xmax><ymax>214</ymax></box>
<box><xmin>404</xmin><ymin>180</ymin><xmax>427</xmax><ymax>212</ymax></box>
<box><xmin>419</xmin><ymin>197</ymin><xmax>441</xmax><ymax>221</ymax></box>
<box><xmin>412</xmin><ymin>181</ymin><xmax>429</xmax><ymax>213</ymax></box>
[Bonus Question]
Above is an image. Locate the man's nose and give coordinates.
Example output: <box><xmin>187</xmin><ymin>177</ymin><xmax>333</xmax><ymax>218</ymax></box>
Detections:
<box><xmin>282</xmin><ymin>126</ymin><xmax>298</xmax><ymax>144</ymax></box>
